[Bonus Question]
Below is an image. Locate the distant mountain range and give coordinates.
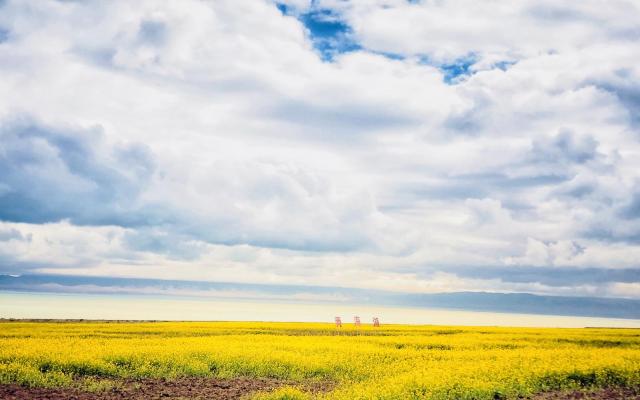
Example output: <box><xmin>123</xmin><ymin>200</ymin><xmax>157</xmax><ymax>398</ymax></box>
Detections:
<box><xmin>1</xmin><ymin>274</ymin><xmax>639</xmax><ymax>320</ymax></box>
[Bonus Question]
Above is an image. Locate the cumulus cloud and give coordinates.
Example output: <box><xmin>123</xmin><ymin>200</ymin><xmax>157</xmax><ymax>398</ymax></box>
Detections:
<box><xmin>0</xmin><ymin>0</ymin><xmax>639</xmax><ymax>298</ymax></box>
<box><xmin>341</xmin><ymin>0</ymin><xmax>640</xmax><ymax>65</ymax></box>
<box><xmin>0</xmin><ymin>117</ymin><xmax>157</xmax><ymax>226</ymax></box>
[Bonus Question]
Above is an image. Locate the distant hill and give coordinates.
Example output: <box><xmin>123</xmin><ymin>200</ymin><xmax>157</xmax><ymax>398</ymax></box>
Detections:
<box><xmin>1</xmin><ymin>274</ymin><xmax>638</xmax><ymax>320</ymax></box>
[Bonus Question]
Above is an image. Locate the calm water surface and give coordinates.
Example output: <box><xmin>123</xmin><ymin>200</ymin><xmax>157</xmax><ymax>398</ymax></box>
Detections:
<box><xmin>2</xmin><ymin>291</ymin><xmax>640</xmax><ymax>328</ymax></box>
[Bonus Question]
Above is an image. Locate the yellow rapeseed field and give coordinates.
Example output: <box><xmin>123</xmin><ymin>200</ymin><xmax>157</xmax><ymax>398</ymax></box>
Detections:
<box><xmin>0</xmin><ymin>321</ymin><xmax>639</xmax><ymax>399</ymax></box>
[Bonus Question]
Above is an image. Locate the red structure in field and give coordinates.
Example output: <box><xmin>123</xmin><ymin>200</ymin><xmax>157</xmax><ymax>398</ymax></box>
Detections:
<box><xmin>372</xmin><ymin>317</ymin><xmax>380</xmax><ymax>327</ymax></box>
<box><xmin>354</xmin><ymin>315</ymin><xmax>361</xmax><ymax>327</ymax></box>
<box><xmin>335</xmin><ymin>316</ymin><xmax>342</xmax><ymax>328</ymax></box>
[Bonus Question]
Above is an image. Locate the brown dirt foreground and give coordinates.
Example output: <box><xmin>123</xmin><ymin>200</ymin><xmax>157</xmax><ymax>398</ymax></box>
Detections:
<box><xmin>1</xmin><ymin>383</ymin><xmax>637</xmax><ymax>400</ymax></box>
<box><xmin>532</xmin><ymin>386</ymin><xmax>640</xmax><ymax>400</ymax></box>
<box><xmin>0</xmin><ymin>377</ymin><xmax>318</xmax><ymax>400</ymax></box>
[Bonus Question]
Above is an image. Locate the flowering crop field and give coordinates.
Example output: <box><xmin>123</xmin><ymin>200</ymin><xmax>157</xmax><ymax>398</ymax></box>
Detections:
<box><xmin>0</xmin><ymin>321</ymin><xmax>639</xmax><ymax>399</ymax></box>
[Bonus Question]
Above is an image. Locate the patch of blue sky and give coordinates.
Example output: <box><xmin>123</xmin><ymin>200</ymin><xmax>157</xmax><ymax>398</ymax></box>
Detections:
<box><xmin>370</xmin><ymin>50</ymin><xmax>406</xmax><ymax>61</ymax></box>
<box><xmin>494</xmin><ymin>60</ymin><xmax>517</xmax><ymax>71</ymax></box>
<box><xmin>415</xmin><ymin>53</ymin><xmax>476</xmax><ymax>84</ymax></box>
<box><xmin>439</xmin><ymin>55</ymin><xmax>477</xmax><ymax>84</ymax></box>
<box><xmin>275</xmin><ymin>2</ymin><xmax>290</xmax><ymax>15</ymax></box>
<box><xmin>276</xmin><ymin>2</ymin><xmax>360</xmax><ymax>61</ymax></box>
<box><xmin>418</xmin><ymin>54</ymin><xmax>516</xmax><ymax>84</ymax></box>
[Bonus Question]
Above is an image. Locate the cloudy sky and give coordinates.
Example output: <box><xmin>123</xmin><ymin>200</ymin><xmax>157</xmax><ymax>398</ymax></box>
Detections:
<box><xmin>1</xmin><ymin>0</ymin><xmax>639</xmax><ymax>299</ymax></box>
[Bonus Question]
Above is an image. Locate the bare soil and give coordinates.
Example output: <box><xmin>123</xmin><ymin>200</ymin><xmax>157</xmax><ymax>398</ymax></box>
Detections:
<box><xmin>1</xmin><ymin>381</ymin><xmax>637</xmax><ymax>399</ymax></box>
<box><xmin>532</xmin><ymin>386</ymin><xmax>640</xmax><ymax>399</ymax></box>
<box><xmin>0</xmin><ymin>377</ymin><xmax>291</xmax><ymax>400</ymax></box>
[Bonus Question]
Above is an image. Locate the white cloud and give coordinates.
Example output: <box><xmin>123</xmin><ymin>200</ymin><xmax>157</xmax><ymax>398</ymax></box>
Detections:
<box><xmin>608</xmin><ymin>282</ymin><xmax>640</xmax><ymax>299</ymax></box>
<box><xmin>343</xmin><ymin>0</ymin><xmax>640</xmax><ymax>63</ymax></box>
<box><xmin>0</xmin><ymin>0</ymin><xmax>639</xmax><ymax>297</ymax></box>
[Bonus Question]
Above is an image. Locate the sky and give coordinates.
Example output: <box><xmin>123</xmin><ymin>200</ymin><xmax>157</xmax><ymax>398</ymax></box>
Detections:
<box><xmin>0</xmin><ymin>0</ymin><xmax>639</xmax><ymax>300</ymax></box>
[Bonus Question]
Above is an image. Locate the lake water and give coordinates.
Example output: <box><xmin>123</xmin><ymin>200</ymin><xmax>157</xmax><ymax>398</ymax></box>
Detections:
<box><xmin>2</xmin><ymin>291</ymin><xmax>640</xmax><ymax>328</ymax></box>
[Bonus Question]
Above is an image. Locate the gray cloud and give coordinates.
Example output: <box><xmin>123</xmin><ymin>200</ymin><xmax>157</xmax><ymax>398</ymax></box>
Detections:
<box><xmin>0</xmin><ymin>117</ymin><xmax>378</xmax><ymax>253</ymax></box>
<box><xmin>530</xmin><ymin>130</ymin><xmax>599</xmax><ymax>165</ymax></box>
<box><xmin>123</xmin><ymin>229</ymin><xmax>205</xmax><ymax>261</ymax></box>
<box><xmin>594</xmin><ymin>76</ymin><xmax>640</xmax><ymax>128</ymax></box>
<box><xmin>445</xmin><ymin>265</ymin><xmax>640</xmax><ymax>288</ymax></box>
<box><xmin>138</xmin><ymin>20</ymin><xmax>168</xmax><ymax>46</ymax></box>
<box><xmin>267</xmin><ymin>98</ymin><xmax>421</xmax><ymax>138</ymax></box>
<box><xmin>0</xmin><ymin>227</ymin><xmax>25</xmax><ymax>241</ymax></box>
<box><xmin>525</xmin><ymin>4</ymin><xmax>596</xmax><ymax>24</ymax></box>
<box><xmin>0</xmin><ymin>117</ymin><xmax>158</xmax><ymax>226</ymax></box>
<box><xmin>619</xmin><ymin>192</ymin><xmax>640</xmax><ymax>220</ymax></box>
<box><xmin>395</xmin><ymin>172</ymin><xmax>570</xmax><ymax>207</ymax></box>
